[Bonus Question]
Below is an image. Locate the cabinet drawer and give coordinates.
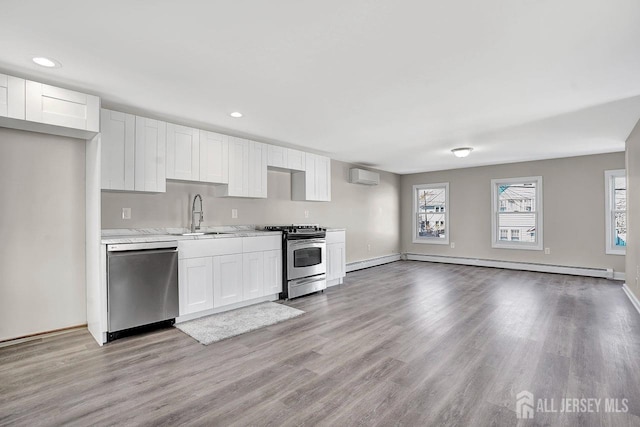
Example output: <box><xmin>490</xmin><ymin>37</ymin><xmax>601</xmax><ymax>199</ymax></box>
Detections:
<box><xmin>242</xmin><ymin>235</ymin><xmax>281</xmax><ymax>252</ymax></box>
<box><xmin>326</xmin><ymin>230</ymin><xmax>345</xmax><ymax>244</ymax></box>
<box><xmin>178</xmin><ymin>237</ymin><xmax>243</xmax><ymax>259</ymax></box>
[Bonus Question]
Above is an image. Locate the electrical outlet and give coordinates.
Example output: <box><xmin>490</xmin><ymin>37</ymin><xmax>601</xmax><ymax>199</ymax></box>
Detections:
<box><xmin>450</xmin><ymin>242</ymin><xmax>455</xmax><ymax>249</ymax></box>
<box><xmin>122</xmin><ymin>208</ymin><xmax>131</xmax><ymax>220</ymax></box>
<box><xmin>304</xmin><ymin>210</ymin><xmax>309</xmax><ymax>218</ymax></box>
<box><xmin>367</xmin><ymin>244</ymin><xmax>371</xmax><ymax>251</ymax></box>
<box><xmin>231</xmin><ymin>209</ymin><xmax>238</xmax><ymax>219</ymax></box>
<box><xmin>544</xmin><ymin>248</ymin><xmax>551</xmax><ymax>255</ymax></box>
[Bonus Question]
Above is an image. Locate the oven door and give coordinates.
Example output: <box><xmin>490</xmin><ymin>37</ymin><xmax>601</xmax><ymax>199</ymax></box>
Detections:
<box><xmin>287</xmin><ymin>238</ymin><xmax>326</xmax><ymax>280</ymax></box>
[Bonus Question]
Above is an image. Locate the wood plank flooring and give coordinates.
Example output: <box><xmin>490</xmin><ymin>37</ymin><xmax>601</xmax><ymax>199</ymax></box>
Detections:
<box><xmin>1</xmin><ymin>261</ymin><xmax>640</xmax><ymax>426</ymax></box>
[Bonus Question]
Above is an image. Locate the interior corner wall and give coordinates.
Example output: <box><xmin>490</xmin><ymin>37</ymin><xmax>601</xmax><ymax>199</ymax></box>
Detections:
<box><xmin>0</xmin><ymin>128</ymin><xmax>86</xmax><ymax>341</ymax></box>
<box><xmin>101</xmin><ymin>159</ymin><xmax>401</xmax><ymax>264</ymax></box>
<box><xmin>401</xmin><ymin>152</ymin><xmax>626</xmax><ymax>274</ymax></box>
<box><xmin>625</xmin><ymin>120</ymin><xmax>640</xmax><ymax>300</ymax></box>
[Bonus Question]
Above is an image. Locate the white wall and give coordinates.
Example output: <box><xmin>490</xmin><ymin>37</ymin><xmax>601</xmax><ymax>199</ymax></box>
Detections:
<box><xmin>625</xmin><ymin>120</ymin><xmax>640</xmax><ymax>300</ymax></box>
<box><xmin>401</xmin><ymin>152</ymin><xmax>626</xmax><ymax>274</ymax></box>
<box><xmin>0</xmin><ymin>128</ymin><xmax>86</xmax><ymax>341</ymax></box>
<box><xmin>102</xmin><ymin>159</ymin><xmax>401</xmax><ymax>263</ymax></box>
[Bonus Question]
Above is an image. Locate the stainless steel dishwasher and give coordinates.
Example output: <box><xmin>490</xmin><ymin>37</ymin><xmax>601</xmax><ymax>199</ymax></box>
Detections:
<box><xmin>106</xmin><ymin>241</ymin><xmax>179</xmax><ymax>341</ymax></box>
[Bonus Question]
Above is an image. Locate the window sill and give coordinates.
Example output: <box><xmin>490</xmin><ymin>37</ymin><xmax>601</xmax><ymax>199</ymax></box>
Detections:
<box><xmin>605</xmin><ymin>249</ymin><xmax>626</xmax><ymax>256</ymax></box>
<box><xmin>492</xmin><ymin>242</ymin><xmax>543</xmax><ymax>251</ymax></box>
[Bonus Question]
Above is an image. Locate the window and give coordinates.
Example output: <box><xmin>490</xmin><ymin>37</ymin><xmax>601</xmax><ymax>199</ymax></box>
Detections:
<box><xmin>605</xmin><ymin>170</ymin><xmax>626</xmax><ymax>255</ymax></box>
<box><xmin>413</xmin><ymin>183</ymin><xmax>449</xmax><ymax>244</ymax></box>
<box><xmin>491</xmin><ymin>176</ymin><xmax>543</xmax><ymax>250</ymax></box>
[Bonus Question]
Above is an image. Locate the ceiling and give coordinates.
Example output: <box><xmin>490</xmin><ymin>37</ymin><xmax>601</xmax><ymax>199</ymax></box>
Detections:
<box><xmin>1</xmin><ymin>0</ymin><xmax>639</xmax><ymax>174</ymax></box>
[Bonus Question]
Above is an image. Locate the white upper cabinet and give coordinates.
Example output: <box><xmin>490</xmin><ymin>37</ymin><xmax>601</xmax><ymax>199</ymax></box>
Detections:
<box><xmin>25</xmin><ymin>80</ymin><xmax>99</xmax><ymax>133</ymax></box>
<box><xmin>0</xmin><ymin>74</ymin><xmax>25</xmax><ymax>120</ymax></box>
<box><xmin>100</xmin><ymin>109</ymin><xmax>135</xmax><ymax>191</ymax></box>
<box><xmin>166</xmin><ymin>124</ymin><xmax>200</xmax><ymax>181</ymax></box>
<box><xmin>199</xmin><ymin>130</ymin><xmax>229</xmax><ymax>184</ymax></box>
<box><xmin>135</xmin><ymin>116</ymin><xmax>167</xmax><ymax>192</ymax></box>
<box><xmin>266</xmin><ymin>145</ymin><xmax>306</xmax><ymax>172</ymax></box>
<box><xmin>215</xmin><ymin>137</ymin><xmax>266</xmax><ymax>198</ymax></box>
<box><xmin>292</xmin><ymin>153</ymin><xmax>331</xmax><ymax>201</ymax></box>
<box><xmin>287</xmin><ymin>148</ymin><xmax>306</xmax><ymax>171</ymax></box>
<box><xmin>248</xmin><ymin>140</ymin><xmax>267</xmax><ymax>198</ymax></box>
<box><xmin>267</xmin><ymin>144</ymin><xmax>287</xmax><ymax>168</ymax></box>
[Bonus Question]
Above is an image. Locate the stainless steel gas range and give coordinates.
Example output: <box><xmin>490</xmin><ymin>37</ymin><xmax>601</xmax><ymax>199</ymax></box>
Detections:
<box><xmin>263</xmin><ymin>225</ymin><xmax>327</xmax><ymax>299</ymax></box>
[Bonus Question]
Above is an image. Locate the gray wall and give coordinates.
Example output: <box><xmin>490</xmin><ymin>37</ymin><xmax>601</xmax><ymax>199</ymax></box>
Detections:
<box><xmin>625</xmin><ymin>120</ymin><xmax>640</xmax><ymax>300</ymax></box>
<box><xmin>0</xmin><ymin>128</ymin><xmax>86</xmax><ymax>341</ymax></box>
<box><xmin>102</xmin><ymin>160</ymin><xmax>401</xmax><ymax>263</ymax></box>
<box><xmin>401</xmin><ymin>152</ymin><xmax>626</xmax><ymax>274</ymax></box>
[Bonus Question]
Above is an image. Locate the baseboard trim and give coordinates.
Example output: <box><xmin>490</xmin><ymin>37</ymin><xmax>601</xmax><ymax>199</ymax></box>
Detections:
<box><xmin>614</xmin><ymin>272</ymin><xmax>626</xmax><ymax>281</ymax></box>
<box><xmin>0</xmin><ymin>324</ymin><xmax>87</xmax><ymax>348</ymax></box>
<box><xmin>404</xmin><ymin>253</ymin><xmax>618</xmax><ymax>279</ymax></box>
<box><xmin>346</xmin><ymin>253</ymin><xmax>402</xmax><ymax>273</ymax></box>
<box><xmin>622</xmin><ymin>283</ymin><xmax>640</xmax><ymax>315</ymax></box>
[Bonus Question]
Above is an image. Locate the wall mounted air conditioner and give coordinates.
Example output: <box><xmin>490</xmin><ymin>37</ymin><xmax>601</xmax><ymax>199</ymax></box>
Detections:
<box><xmin>349</xmin><ymin>168</ymin><xmax>380</xmax><ymax>185</ymax></box>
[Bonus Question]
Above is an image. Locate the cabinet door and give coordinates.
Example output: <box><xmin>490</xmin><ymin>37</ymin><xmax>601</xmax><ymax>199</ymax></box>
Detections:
<box><xmin>264</xmin><ymin>249</ymin><xmax>283</xmax><ymax>295</ymax></box>
<box><xmin>200</xmin><ymin>130</ymin><xmax>229</xmax><ymax>183</ymax></box>
<box><xmin>179</xmin><ymin>257</ymin><xmax>214</xmax><ymax>315</ymax></box>
<box><xmin>0</xmin><ymin>74</ymin><xmax>25</xmax><ymax>119</ymax></box>
<box><xmin>135</xmin><ymin>116</ymin><xmax>167</xmax><ymax>192</ymax></box>
<box><xmin>327</xmin><ymin>243</ymin><xmax>346</xmax><ymax>282</ymax></box>
<box><xmin>267</xmin><ymin>145</ymin><xmax>287</xmax><ymax>168</ymax></box>
<box><xmin>315</xmin><ymin>155</ymin><xmax>331</xmax><ymax>201</ymax></box>
<box><xmin>25</xmin><ymin>81</ymin><xmax>99</xmax><ymax>132</ymax></box>
<box><xmin>100</xmin><ymin>109</ymin><xmax>135</xmax><ymax>190</ymax></box>
<box><xmin>227</xmin><ymin>137</ymin><xmax>249</xmax><ymax>197</ymax></box>
<box><xmin>287</xmin><ymin>149</ymin><xmax>305</xmax><ymax>171</ymax></box>
<box><xmin>213</xmin><ymin>253</ymin><xmax>243</xmax><ymax>307</ymax></box>
<box><xmin>242</xmin><ymin>252</ymin><xmax>264</xmax><ymax>300</ymax></box>
<box><xmin>248</xmin><ymin>140</ymin><xmax>267</xmax><ymax>198</ymax></box>
<box><xmin>166</xmin><ymin>124</ymin><xmax>199</xmax><ymax>181</ymax></box>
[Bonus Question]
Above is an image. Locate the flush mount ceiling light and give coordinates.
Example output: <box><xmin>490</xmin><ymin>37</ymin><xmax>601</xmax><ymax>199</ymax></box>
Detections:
<box><xmin>451</xmin><ymin>147</ymin><xmax>473</xmax><ymax>158</ymax></box>
<box><xmin>32</xmin><ymin>56</ymin><xmax>62</xmax><ymax>68</ymax></box>
<box><xmin>229</xmin><ymin>112</ymin><xmax>243</xmax><ymax>118</ymax></box>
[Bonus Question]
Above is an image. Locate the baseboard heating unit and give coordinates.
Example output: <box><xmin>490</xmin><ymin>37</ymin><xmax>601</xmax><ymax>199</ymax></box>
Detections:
<box><xmin>346</xmin><ymin>254</ymin><xmax>401</xmax><ymax>273</ymax></box>
<box><xmin>404</xmin><ymin>253</ymin><xmax>618</xmax><ymax>280</ymax></box>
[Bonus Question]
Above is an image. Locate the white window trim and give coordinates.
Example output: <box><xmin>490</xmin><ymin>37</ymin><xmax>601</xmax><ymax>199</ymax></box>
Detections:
<box><xmin>605</xmin><ymin>169</ymin><xmax>626</xmax><ymax>256</ymax></box>
<box><xmin>491</xmin><ymin>176</ymin><xmax>543</xmax><ymax>251</ymax></box>
<box><xmin>413</xmin><ymin>182</ymin><xmax>450</xmax><ymax>245</ymax></box>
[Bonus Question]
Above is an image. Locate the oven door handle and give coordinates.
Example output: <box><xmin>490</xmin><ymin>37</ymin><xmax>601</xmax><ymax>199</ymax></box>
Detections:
<box><xmin>289</xmin><ymin>239</ymin><xmax>326</xmax><ymax>246</ymax></box>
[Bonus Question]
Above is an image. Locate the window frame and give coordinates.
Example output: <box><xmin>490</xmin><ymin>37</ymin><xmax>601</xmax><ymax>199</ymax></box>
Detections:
<box><xmin>605</xmin><ymin>169</ymin><xmax>626</xmax><ymax>256</ymax></box>
<box><xmin>491</xmin><ymin>176</ymin><xmax>543</xmax><ymax>251</ymax></box>
<box><xmin>412</xmin><ymin>182</ymin><xmax>450</xmax><ymax>245</ymax></box>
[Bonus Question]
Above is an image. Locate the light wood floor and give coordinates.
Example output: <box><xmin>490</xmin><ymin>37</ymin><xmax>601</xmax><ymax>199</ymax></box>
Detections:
<box><xmin>1</xmin><ymin>261</ymin><xmax>640</xmax><ymax>426</ymax></box>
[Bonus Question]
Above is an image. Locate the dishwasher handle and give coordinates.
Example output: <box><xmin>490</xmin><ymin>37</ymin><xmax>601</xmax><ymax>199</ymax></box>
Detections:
<box><xmin>107</xmin><ymin>248</ymin><xmax>178</xmax><ymax>258</ymax></box>
<box><xmin>107</xmin><ymin>241</ymin><xmax>178</xmax><ymax>252</ymax></box>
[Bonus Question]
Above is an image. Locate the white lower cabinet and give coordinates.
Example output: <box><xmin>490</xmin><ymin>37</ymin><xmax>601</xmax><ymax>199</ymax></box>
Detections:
<box><xmin>177</xmin><ymin>236</ymin><xmax>282</xmax><ymax>319</ymax></box>
<box><xmin>179</xmin><ymin>257</ymin><xmax>214</xmax><ymax>315</ymax></box>
<box><xmin>326</xmin><ymin>230</ymin><xmax>346</xmax><ymax>286</ymax></box>
<box><xmin>243</xmin><ymin>252</ymin><xmax>265</xmax><ymax>300</ymax></box>
<box><xmin>264</xmin><ymin>249</ymin><xmax>283</xmax><ymax>294</ymax></box>
<box><xmin>213</xmin><ymin>253</ymin><xmax>244</xmax><ymax>308</ymax></box>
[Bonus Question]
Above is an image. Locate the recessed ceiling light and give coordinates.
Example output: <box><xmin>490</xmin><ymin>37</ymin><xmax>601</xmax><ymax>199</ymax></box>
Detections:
<box><xmin>451</xmin><ymin>147</ymin><xmax>473</xmax><ymax>158</ymax></box>
<box><xmin>32</xmin><ymin>56</ymin><xmax>61</xmax><ymax>68</ymax></box>
<box><xmin>229</xmin><ymin>112</ymin><xmax>243</xmax><ymax>118</ymax></box>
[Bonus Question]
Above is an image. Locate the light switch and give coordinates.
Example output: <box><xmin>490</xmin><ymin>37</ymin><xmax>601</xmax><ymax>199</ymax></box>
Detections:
<box><xmin>122</xmin><ymin>208</ymin><xmax>131</xmax><ymax>220</ymax></box>
<box><xmin>304</xmin><ymin>210</ymin><xmax>309</xmax><ymax>218</ymax></box>
<box><xmin>231</xmin><ymin>209</ymin><xmax>238</xmax><ymax>219</ymax></box>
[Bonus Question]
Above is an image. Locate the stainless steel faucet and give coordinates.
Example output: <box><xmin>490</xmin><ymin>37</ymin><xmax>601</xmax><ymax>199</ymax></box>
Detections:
<box><xmin>191</xmin><ymin>194</ymin><xmax>204</xmax><ymax>233</ymax></box>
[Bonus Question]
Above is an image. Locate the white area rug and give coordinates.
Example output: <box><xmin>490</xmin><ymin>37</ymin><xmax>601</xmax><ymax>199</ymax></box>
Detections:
<box><xmin>176</xmin><ymin>302</ymin><xmax>305</xmax><ymax>345</ymax></box>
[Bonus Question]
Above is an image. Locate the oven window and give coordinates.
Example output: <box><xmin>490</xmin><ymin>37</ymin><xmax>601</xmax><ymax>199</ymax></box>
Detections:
<box><xmin>294</xmin><ymin>247</ymin><xmax>322</xmax><ymax>268</ymax></box>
